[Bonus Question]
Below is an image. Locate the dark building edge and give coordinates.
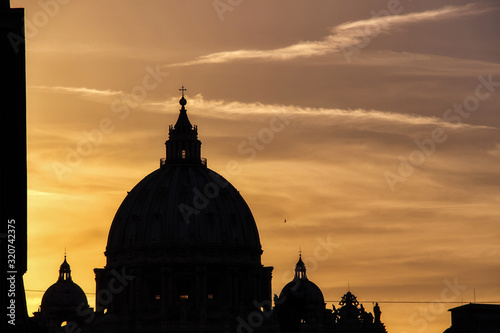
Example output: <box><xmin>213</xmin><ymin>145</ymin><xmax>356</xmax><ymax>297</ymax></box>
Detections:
<box><xmin>0</xmin><ymin>1</ymin><xmax>29</xmax><ymax>332</ymax></box>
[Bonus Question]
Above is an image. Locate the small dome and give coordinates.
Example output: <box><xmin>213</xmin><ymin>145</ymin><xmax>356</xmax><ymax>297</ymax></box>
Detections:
<box><xmin>275</xmin><ymin>255</ymin><xmax>326</xmax><ymax>331</ymax></box>
<box><xmin>279</xmin><ymin>277</ymin><xmax>325</xmax><ymax>306</ymax></box>
<box><xmin>41</xmin><ymin>257</ymin><xmax>88</xmax><ymax>311</ymax></box>
<box><xmin>41</xmin><ymin>280</ymin><xmax>88</xmax><ymax>310</ymax></box>
<box><xmin>278</xmin><ymin>255</ymin><xmax>325</xmax><ymax>305</ymax></box>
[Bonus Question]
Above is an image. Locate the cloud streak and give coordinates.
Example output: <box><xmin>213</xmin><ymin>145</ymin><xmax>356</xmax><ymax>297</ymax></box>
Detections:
<box><xmin>165</xmin><ymin>94</ymin><xmax>494</xmax><ymax>133</ymax></box>
<box><xmin>31</xmin><ymin>85</ymin><xmax>123</xmax><ymax>97</ymax></box>
<box><xmin>167</xmin><ymin>3</ymin><xmax>494</xmax><ymax>67</ymax></box>
<box><xmin>30</xmin><ymin>84</ymin><xmax>495</xmax><ymax>133</ymax></box>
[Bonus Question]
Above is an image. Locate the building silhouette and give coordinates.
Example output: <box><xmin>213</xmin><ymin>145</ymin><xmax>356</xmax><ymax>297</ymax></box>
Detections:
<box><xmin>93</xmin><ymin>89</ymin><xmax>273</xmax><ymax>332</ymax></box>
<box><xmin>33</xmin><ymin>89</ymin><xmax>389</xmax><ymax>333</ymax></box>
<box><xmin>1</xmin><ymin>1</ymin><xmax>29</xmax><ymax>332</ymax></box>
<box><xmin>275</xmin><ymin>254</ymin><xmax>330</xmax><ymax>331</ymax></box>
<box><xmin>275</xmin><ymin>255</ymin><xmax>387</xmax><ymax>333</ymax></box>
<box><xmin>443</xmin><ymin>303</ymin><xmax>500</xmax><ymax>333</ymax></box>
<box><xmin>32</xmin><ymin>256</ymin><xmax>91</xmax><ymax>332</ymax></box>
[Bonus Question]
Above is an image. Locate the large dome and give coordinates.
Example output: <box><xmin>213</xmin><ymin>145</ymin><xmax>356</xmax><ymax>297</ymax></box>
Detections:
<box><xmin>94</xmin><ymin>90</ymin><xmax>273</xmax><ymax>331</ymax></box>
<box><xmin>106</xmin><ymin>164</ymin><xmax>262</xmax><ymax>265</ymax></box>
<box><xmin>105</xmin><ymin>93</ymin><xmax>262</xmax><ymax>267</ymax></box>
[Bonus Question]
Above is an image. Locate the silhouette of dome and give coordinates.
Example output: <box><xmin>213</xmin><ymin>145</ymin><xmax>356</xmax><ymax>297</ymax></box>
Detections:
<box><xmin>278</xmin><ymin>255</ymin><xmax>325</xmax><ymax>306</ymax></box>
<box><xmin>33</xmin><ymin>256</ymin><xmax>91</xmax><ymax>332</ymax></box>
<box><xmin>280</xmin><ymin>278</ymin><xmax>325</xmax><ymax>306</ymax></box>
<box><xmin>94</xmin><ymin>89</ymin><xmax>273</xmax><ymax>332</ymax></box>
<box><xmin>105</xmin><ymin>92</ymin><xmax>261</xmax><ymax>266</ymax></box>
<box><xmin>274</xmin><ymin>254</ymin><xmax>328</xmax><ymax>332</ymax></box>
<box><xmin>106</xmin><ymin>163</ymin><xmax>262</xmax><ymax>265</ymax></box>
<box><xmin>41</xmin><ymin>256</ymin><xmax>88</xmax><ymax>310</ymax></box>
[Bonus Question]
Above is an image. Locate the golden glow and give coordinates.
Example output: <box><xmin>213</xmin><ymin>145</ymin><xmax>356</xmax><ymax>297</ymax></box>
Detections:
<box><xmin>14</xmin><ymin>1</ymin><xmax>500</xmax><ymax>332</ymax></box>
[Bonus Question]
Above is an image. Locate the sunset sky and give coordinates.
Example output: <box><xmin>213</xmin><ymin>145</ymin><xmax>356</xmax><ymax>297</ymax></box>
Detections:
<box><xmin>13</xmin><ymin>0</ymin><xmax>500</xmax><ymax>332</ymax></box>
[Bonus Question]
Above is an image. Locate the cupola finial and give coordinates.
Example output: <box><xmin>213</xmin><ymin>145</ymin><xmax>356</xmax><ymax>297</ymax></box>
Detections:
<box><xmin>179</xmin><ymin>85</ymin><xmax>187</xmax><ymax>98</ymax></box>
<box><xmin>179</xmin><ymin>85</ymin><xmax>187</xmax><ymax>108</ymax></box>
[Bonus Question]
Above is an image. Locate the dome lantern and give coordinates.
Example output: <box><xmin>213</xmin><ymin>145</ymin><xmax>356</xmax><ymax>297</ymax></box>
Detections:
<box><xmin>58</xmin><ymin>255</ymin><xmax>71</xmax><ymax>281</ymax></box>
<box><xmin>164</xmin><ymin>86</ymin><xmax>203</xmax><ymax>165</ymax></box>
<box><xmin>294</xmin><ymin>254</ymin><xmax>307</xmax><ymax>280</ymax></box>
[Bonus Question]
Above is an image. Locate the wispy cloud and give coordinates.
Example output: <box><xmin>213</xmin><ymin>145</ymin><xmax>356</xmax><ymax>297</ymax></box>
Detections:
<box><xmin>30</xmin><ymin>85</ymin><xmax>123</xmax><ymax>97</ymax></box>
<box><xmin>334</xmin><ymin>3</ymin><xmax>490</xmax><ymax>32</ymax></box>
<box><xmin>30</xmin><ymin>84</ymin><xmax>495</xmax><ymax>134</ymax></box>
<box><xmin>168</xmin><ymin>3</ymin><xmax>494</xmax><ymax>67</ymax></box>
<box><xmin>149</xmin><ymin>94</ymin><xmax>493</xmax><ymax>133</ymax></box>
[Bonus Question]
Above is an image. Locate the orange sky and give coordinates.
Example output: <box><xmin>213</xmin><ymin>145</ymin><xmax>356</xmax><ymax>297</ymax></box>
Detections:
<box><xmin>13</xmin><ymin>1</ymin><xmax>500</xmax><ymax>332</ymax></box>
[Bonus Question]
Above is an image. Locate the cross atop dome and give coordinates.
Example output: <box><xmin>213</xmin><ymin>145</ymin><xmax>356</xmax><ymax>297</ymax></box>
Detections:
<box><xmin>179</xmin><ymin>85</ymin><xmax>187</xmax><ymax>107</ymax></box>
<box><xmin>179</xmin><ymin>85</ymin><xmax>187</xmax><ymax>97</ymax></box>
